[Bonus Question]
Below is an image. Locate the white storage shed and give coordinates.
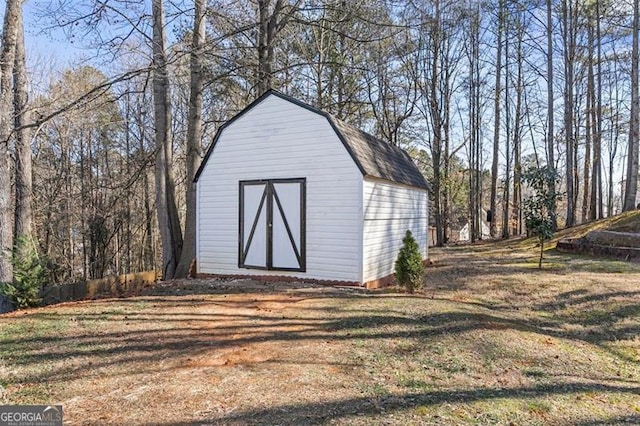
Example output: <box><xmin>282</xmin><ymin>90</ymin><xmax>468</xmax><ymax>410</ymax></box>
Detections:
<box><xmin>194</xmin><ymin>90</ymin><xmax>429</xmax><ymax>288</ymax></box>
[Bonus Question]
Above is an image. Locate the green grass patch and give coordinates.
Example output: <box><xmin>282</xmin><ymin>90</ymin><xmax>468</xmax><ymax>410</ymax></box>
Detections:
<box><xmin>10</xmin><ymin>384</ymin><xmax>51</xmax><ymax>404</ymax></box>
<box><xmin>399</xmin><ymin>377</ymin><xmax>432</xmax><ymax>391</ymax></box>
<box><xmin>523</xmin><ymin>368</ymin><xmax>546</xmax><ymax>378</ymax></box>
<box><xmin>525</xmin><ymin>400</ymin><xmax>552</xmax><ymax>415</ymax></box>
<box><xmin>414</xmin><ymin>405</ymin><xmax>431</xmax><ymax>416</ymax></box>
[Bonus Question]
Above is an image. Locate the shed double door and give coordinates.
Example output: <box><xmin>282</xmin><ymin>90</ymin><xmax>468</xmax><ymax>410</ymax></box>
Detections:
<box><xmin>239</xmin><ymin>178</ymin><xmax>306</xmax><ymax>271</ymax></box>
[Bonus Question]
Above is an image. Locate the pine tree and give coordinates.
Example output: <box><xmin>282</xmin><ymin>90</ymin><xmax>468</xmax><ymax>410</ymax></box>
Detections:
<box><xmin>394</xmin><ymin>230</ymin><xmax>424</xmax><ymax>294</ymax></box>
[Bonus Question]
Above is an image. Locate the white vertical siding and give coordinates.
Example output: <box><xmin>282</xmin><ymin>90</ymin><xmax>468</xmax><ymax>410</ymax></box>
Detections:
<box><xmin>362</xmin><ymin>178</ymin><xmax>429</xmax><ymax>283</ymax></box>
<box><xmin>356</xmin><ymin>177</ymin><xmax>365</xmax><ymax>283</ymax></box>
<box><xmin>197</xmin><ymin>95</ymin><xmax>363</xmax><ymax>282</ymax></box>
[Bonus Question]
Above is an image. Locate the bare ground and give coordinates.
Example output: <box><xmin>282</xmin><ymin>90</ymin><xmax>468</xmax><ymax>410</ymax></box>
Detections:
<box><xmin>1</xmin><ymin>243</ymin><xmax>639</xmax><ymax>425</ymax></box>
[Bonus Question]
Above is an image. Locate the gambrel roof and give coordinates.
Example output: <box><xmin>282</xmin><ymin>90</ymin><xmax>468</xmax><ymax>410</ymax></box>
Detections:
<box><xmin>194</xmin><ymin>90</ymin><xmax>429</xmax><ymax>190</ymax></box>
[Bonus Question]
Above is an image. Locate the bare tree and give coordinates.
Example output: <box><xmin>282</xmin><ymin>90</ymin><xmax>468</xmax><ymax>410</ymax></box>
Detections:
<box><xmin>490</xmin><ymin>0</ymin><xmax>504</xmax><ymax>238</ymax></box>
<box><xmin>467</xmin><ymin>2</ymin><xmax>482</xmax><ymax>242</ymax></box>
<box><xmin>0</xmin><ymin>0</ymin><xmax>22</xmax><ymax>283</ymax></box>
<box><xmin>413</xmin><ymin>0</ymin><xmax>466</xmax><ymax>246</ymax></box>
<box><xmin>624</xmin><ymin>0</ymin><xmax>639</xmax><ymax>211</ymax></box>
<box><xmin>502</xmin><ymin>11</ymin><xmax>511</xmax><ymax>239</ymax></box>
<box><xmin>546</xmin><ymin>0</ymin><xmax>557</xmax><ymax>230</ymax></box>
<box><xmin>152</xmin><ymin>0</ymin><xmax>183</xmax><ymax>279</ymax></box>
<box><xmin>512</xmin><ymin>4</ymin><xmax>525</xmax><ymax>236</ymax></box>
<box><xmin>562</xmin><ymin>0</ymin><xmax>579</xmax><ymax>227</ymax></box>
<box><xmin>13</xmin><ymin>4</ymin><xmax>32</xmax><ymax>242</ymax></box>
<box><xmin>256</xmin><ymin>0</ymin><xmax>301</xmax><ymax>94</ymax></box>
<box><xmin>606</xmin><ymin>51</ymin><xmax>622</xmax><ymax>216</ymax></box>
<box><xmin>588</xmin><ymin>0</ymin><xmax>603</xmax><ymax>220</ymax></box>
<box><xmin>366</xmin><ymin>32</ymin><xmax>418</xmax><ymax>146</ymax></box>
<box><xmin>582</xmin><ymin>23</ymin><xmax>592</xmax><ymax>223</ymax></box>
<box><xmin>420</xmin><ymin>1</ymin><xmax>446</xmax><ymax>246</ymax></box>
<box><xmin>176</xmin><ymin>0</ymin><xmax>206</xmax><ymax>278</ymax></box>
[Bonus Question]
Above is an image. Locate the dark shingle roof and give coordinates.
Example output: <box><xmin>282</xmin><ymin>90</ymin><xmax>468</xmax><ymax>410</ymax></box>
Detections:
<box><xmin>328</xmin><ymin>117</ymin><xmax>429</xmax><ymax>190</ymax></box>
<box><xmin>194</xmin><ymin>90</ymin><xmax>430</xmax><ymax>190</ymax></box>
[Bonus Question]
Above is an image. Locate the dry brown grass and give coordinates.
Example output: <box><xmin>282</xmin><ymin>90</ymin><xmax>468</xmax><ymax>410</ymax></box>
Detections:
<box><xmin>1</xmin><ymin>239</ymin><xmax>640</xmax><ymax>425</ymax></box>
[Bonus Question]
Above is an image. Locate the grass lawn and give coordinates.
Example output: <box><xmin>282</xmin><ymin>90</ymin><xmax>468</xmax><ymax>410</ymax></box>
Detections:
<box><xmin>1</xmin><ymin>240</ymin><xmax>639</xmax><ymax>425</ymax></box>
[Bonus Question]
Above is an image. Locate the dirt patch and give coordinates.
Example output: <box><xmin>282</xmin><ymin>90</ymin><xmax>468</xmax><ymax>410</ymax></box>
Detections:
<box><xmin>183</xmin><ymin>344</ymin><xmax>276</xmax><ymax>368</ymax></box>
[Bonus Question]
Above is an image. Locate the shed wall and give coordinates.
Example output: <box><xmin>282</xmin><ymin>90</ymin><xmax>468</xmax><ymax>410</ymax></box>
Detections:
<box><xmin>362</xmin><ymin>179</ymin><xmax>428</xmax><ymax>283</ymax></box>
<box><xmin>197</xmin><ymin>95</ymin><xmax>363</xmax><ymax>282</ymax></box>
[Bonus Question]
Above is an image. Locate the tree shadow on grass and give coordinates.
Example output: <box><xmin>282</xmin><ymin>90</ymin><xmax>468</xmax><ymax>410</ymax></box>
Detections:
<box><xmin>3</xmin><ymin>302</ymin><xmax>639</xmax><ymax>386</ymax></box>
<box><xmin>3</xmin><ymin>251</ymin><xmax>639</xmax><ymax>386</ymax></box>
<box><xmin>146</xmin><ymin>383</ymin><xmax>640</xmax><ymax>425</ymax></box>
<box><xmin>533</xmin><ymin>290</ymin><xmax>640</xmax><ymax>312</ymax></box>
<box><xmin>573</xmin><ymin>415</ymin><xmax>640</xmax><ymax>425</ymax></box>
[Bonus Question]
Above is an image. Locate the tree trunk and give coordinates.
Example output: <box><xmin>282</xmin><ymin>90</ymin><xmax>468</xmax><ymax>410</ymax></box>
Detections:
<box><xmin>152</xmin><ymin>0</ymin><xmax>183</xmax><ymax>279</ymax></box>
<box><xmin>144</xmin><ymin>167</ymin><xmax>154</xmax><ymax>271</ymax></box>
<box><xmin>0</xmin><ymin>0</ymin><xmax>22</xmax><ymax>283</ymax></box>
<box><xmin>589</xmin><ymin>6</ymin><xmax>602</xmax><ymax>221</ymax></box>
<box><xmin>427</xmin><ymin>3</ymin><xmax>444</xmax><ymax>247</ymax></box>
<box><xmin>624</xmin><ymin>0</ymin><xmax>639</xmax><ymax>211</ymax></box>
<box><xmin>469</xmin><ymin>8</ymin><xmax>478</xmax><ymax>242</ymax></box>
<box><xmin>256</xmin><ymin>0</ymin><xmax>291</xmax><ymax>95</ymax></box>
<box><xmin>257</xmin><ymin>0</ymin><xmax>272</xmax><ymax>94</ymax></box>
<box><xmin>13</xmin><ymin>5</ymin><xmax>32</xmax><ymax>243</ymax></box>
<box><xmin>490</xmin><ymin>0</ymin><xmax>504</xmax><ymax>239</ymax></box>
<box><xmin>502</xmin><ymin>18</ymin><xmax>511</xmax><ymax>239</ymax></box>
<box><xmin>176</xmin><ymin>0</ymin><xmax>206</xmax><ymax>278</ymax></box>
<box><xmin>539</xmin><ymin>238</ymin><xmax>544</xmax><ymax>269</ymax></box>
<box><xmin>588</xmin><ymin>2</ymin><xmax>603</xmax><ymax>220</ymax></box>
<box><xmin>563</xmin><ymin>0</ymin><xmax>577</xmax><ymax>227</ymax></box>
<box><xmin>583</xmin><ymin>31</ymin><xmax>592</xmax><ymax>223</ymax></box>
<box><xmin>512</xmin><ymin>20</ymin><xmax>523</xmax><ymax>236</ymax></box>
<box><xmin>443</xmin><ymin>54</ymin><xmax>453</xmax><ymax>244</ymax></box>
<box><xmin>442</xmin><ymin>83</ymin><xmax>450</xmax><ymax>244</ymax></box>
<box><xmin>607</xmin><ymin>59</ymin><xmax>620</xmax><ymax>216</ymax></box>
<box><xmin>546</xmin><ymin>0</ymin><xmax>557</xmax><ymax>230</ymax></box>
<box><xmin>464</xmin><ymin>3</ymin><xmax>483</xmax><ymax>243</ymax></box>
<box><xmin>124</xmin><ymin>91</ymin><xmax>132</xmax><ymax>274</ymax></box>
